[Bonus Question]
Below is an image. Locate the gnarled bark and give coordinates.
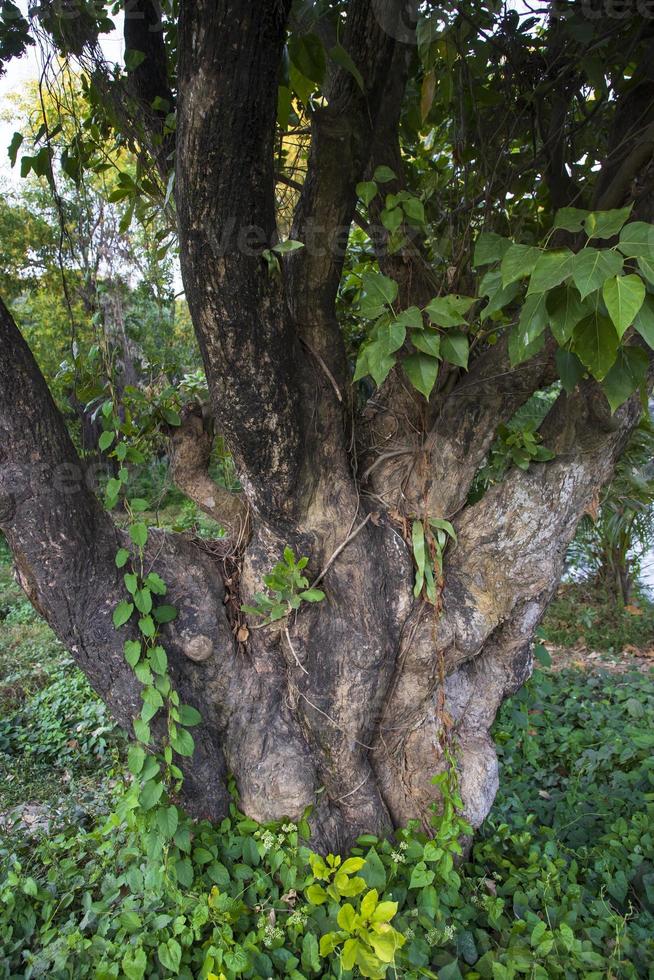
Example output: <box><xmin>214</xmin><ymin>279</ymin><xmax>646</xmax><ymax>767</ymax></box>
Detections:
<box><xmin>3</xmin><ymin>1</ymin><xmax>654</xmax><ymax>852</ymax></box>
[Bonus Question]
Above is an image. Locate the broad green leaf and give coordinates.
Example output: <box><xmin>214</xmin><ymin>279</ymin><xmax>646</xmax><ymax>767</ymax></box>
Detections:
<box><xmin>113</xmin><ymin>600</ymin><xmax>134</xmax><ymax>628</ymax></box>
<box><xmin>140</xmin><ymin>778</ymin><xmax>164</xmax><ymax>810</ymax></box>
<box><xmin>299</xmin><ymin>588</ymin><xmax>325</xmax><ymax>601</ymax></box>
<box><xmin>440</xmin><ymin>331</ymin><xmax>469</xmax><ymax>368</ymax></box>
<box><xmin>508</xmin><ymin>292</ymin><xmax>548</xmax><ymax>366</ymax></box>
<box><xmin>637</xmin><ymin>255</ymin><xmax>654</xmax><ymax>285</ymax></box>
<box><xmin>373</xmin><ymin>165</ymin><xmax>396</xmax><ymax>183</ymax></box>
<box><xmin>403</xmin><ymin>352</ymin><xmax>439</xmax><ymax>399</ymax></box>
<box><xmin>178</xmin><ymin>704</ymin><xmax>202</xmax><ymax>726</ymax></box>
<box><xmin>121</xmin><ymin>948</ymin><xmax>146</xmax><ymax>980</ymax></box>
<box><xmin>472</xmin><ymin>232</ymin><xmax>511</xmax><ymax>268</ymax></box>
<box><xmin>395</xmin><ymin>306</ymin><xmax>423</xmax><ymax>330</ymax></box>
<box><xmin>617</xmin><ymin>220</ymin><xmax>654</xmax><ymax>258</ymax></box>
<box><xmin>381</xmin><ymin>207</ymin><xmax>403</xmax><ymax>232</ymax></box>
<box><xmin>573</xmin><ymin>312</ymin><xmax>619</xmax><ymax>380</ymax></box>
<box><xmin>570</xmin><ymin>248</ymin><xmax>623</xmax><ymax>299</ymax></box>
<box><xmin>633</xmin><ymin>293</ymin><xmax>654</xmax><ymax>347</ymax></box>
<box><xmin>479</xmin><ymin>269</ymin><xmax>521</xmax><ymax>318</ymax></box>
<box><xmin>138</xmin><ymin>615</ymin><xmax>156</xmax><ymax>637</ymax></box>
<box><xmin>272</xmin><ymin>239</ymin><xmax>304</xmax><ymax>255</ymax></box>
<box><xmin>154</xmin><ymin>604</ymin><xmax>177</xmax><ymax>623</ymax></box>
<box><xmin>337</xmin><ymin>902</ymin><xmax>358</xmax><ymax>931</ymax></box>
<box><xmin>115</xmin><ymin>547</ymin><xmax>130</xmax><ymax>568</ymax></box>
<box><xmin>601</xmin><ymin>346</ymin><xmax>649</xmax><ymax>413</ymax></box>
<box><xmin>500</xmin><ymin>243</ymin><xmax>541</xmax><ymax>287</ymax></box>
<box><xmin>356</xmin><ymin>180</ymin><xmax>377</xmax><ymax>206</ymax></box>
<box><xmin>425</xmin><ymin>294</ymin><xmax>474</xmax><ymax>328</ymax></box>
<box><xmin>527</xmin><ymin>249</ymin><xmax>573</xmax><ymax>294</ymax></box>
<box><xmin>553</xmin><ymin>207</ymin><xmax>589</xmax><ymax>233</ymax></box>
<box><xmin>155</xmin><ymin>805</ymin><xmax>179</xmax><ymax>839</ymax></box>
<box><xmin>149</xmin><ymin>645</ymin><xmax>168</xmax><ymax>674</ymax></box>
<box><xmin>288</xmin><ymin>33</ymin><xmax>325</xmax><ymax>85</ymax></box>
<box><xmin>403</xmin><ymin>196</ymin><xmax>425</xmax><ymax>225</ymax></box>
<box><xmin>547</xmin><ymin>284</ymin><xmax>589</xmax><ymax>344</ymax></box>
<box><xmin>411</xmin><ymin>328</ymin><xmax>441</xmax><ymax>357</ymax></box>
<box><xmin>129</xmin><ymin>522</ymin><xmax>148</xmax><ymax>548</ymax></box>
<box><xmin>171</xmin><ymin>727</ymin><xmax>195</xmax><ymax>757</ymax></box>
<box><xmin>124</xmin><ymin>639</ymin><xmax>141</xmax><ymax>666</ymax></box>
<box><xmin>127</xmin><ymin>744</ymin><xmax>146</xmax><ymax>775</ymax></box>
<box><xmin>359</xmin><ymin>272</ymin><xmax>398</xmax><ymax>318</ymax></box>
<box><xmin>329</xmin><ymin>43</ymin><xmax>364</xmax><ymax>90</ymax></box>
<box><xmin>98</xmin><ymin>430</ymin><xmax>114</xmax><ymax>451</ymax></box>
<box><xmin>584</xmin><ymin>204</ymin><xmax>632</xmax><ymax>240</ymax></box>
<box><xmin>555</xmin><ymin>349</ymin><xmax>585</xmax><ymax>393</ymax></box>
<box><xmin>602</xmin><ymin>274</ymin><xmax>645</xmax><ymax>338</ymax></box>
<box><xmin>157</xmin><ymin>938</ymin><xmax>182</xmax><ymax>974</ymax></box>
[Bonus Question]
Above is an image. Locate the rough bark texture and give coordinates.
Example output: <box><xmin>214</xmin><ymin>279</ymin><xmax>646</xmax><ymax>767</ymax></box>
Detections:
<box><xmin>2</xmin><ymin>1</ymin><xmax>654</xmax><ymax>852</ymax></box>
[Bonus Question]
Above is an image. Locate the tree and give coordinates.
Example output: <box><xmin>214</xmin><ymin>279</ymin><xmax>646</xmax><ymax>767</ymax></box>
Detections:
<box><xmin>1</xmin><ymin>1</ymin><xmax>654</xmax><ymax>850</ymax></box>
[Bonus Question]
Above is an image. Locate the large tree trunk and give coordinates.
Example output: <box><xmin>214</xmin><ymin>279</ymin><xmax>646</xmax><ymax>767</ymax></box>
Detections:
<box><xmin>0</xmin><ymin>290</ymin><xmax>644</xmax><ymax>850</ymax></box>
<box><xmin>1</xmin><ymin>0</ymin><xmax>653</xmax><ymax>852</ymax></box>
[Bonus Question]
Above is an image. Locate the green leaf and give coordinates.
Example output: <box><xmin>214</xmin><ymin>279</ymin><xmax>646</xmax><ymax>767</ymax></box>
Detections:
<box><xmin>138</xmin><ymin>615</ymin><xmax>156</xmax><ymax>638</ymax></box>
<box><xmin>329</xmin><ymin>43</ymin><xmax>364</xmax><ymax>90</ymax></box>
<box><xmin>134</xmin><ymin>588</ymin><xmax>153</xmax><ymax>615</ymax></box>
<box><xmin>552</xmin><ymin>206</ymin><xmax>589</xmax><ymax>233</ymax></box>
<box><xmin>395</xmin><ymin>306</ymin><xmax>423</xmax><ymax>330</ymax></box>
<box><xmin>527</xmin><ymin>249</ymin><xmax>573</xmax><ymax>294</ymax></box>
<box><xmin>584</xmin><ymin>204</ymin><xmax>632</xmax><ymax>240</ymax></box>
<box><xmin>361</xmin><ymin>847</ymin><xmax>387</xmax><ymax>890</ymax></box>
<box><xmin>479</xmin><ymin>269</ymin><xmax>521</xmax><ymax>318</ymax></box>
<box><xmin>115</xmin><ymin>548</ymin><xmax>130</xmax><ymax>569</ymax></box>
<box><xmin>121</xmin><ymin>948</ymin><xmax>147</xmax><ymax>980</ymax></box>
<box><xmin>149</xmin><ymin>645</ymin><xmax>168</xmax><ymax>674</ymax></box>
<box><xmin>425</xmin><ymin>294</ymin><xmax>475</xmax><ymax>328</ymax></box>
<box><xmin>8</xmin><ymin>131</ymin><xmax>23</xmax><ymax>167</ymax></box>
<box><xmin>403</xmin><ymin>196</ymin><xmax>425</xmax><ymax>225</ymax></box>
<box><xmin>145</xmin><ymin>572</ymin><xmax>167</xmax><ymax>595</ymax></box>
<box><xmin>441</xmin><ymin>331</ymin><xmax>469</xmax><ymax>368</ymax></box>
<box><xmin>301</xmin><ymin>932</ymin><xmax>321</xmax><ymax>973</ymax></box>
<box><xmin>602</xmin><ymin>274</ymin><xmax>645</xmax><ymax>337</ymax></box>
<box><xmin>171</xmin><ymin>727</ymin><xmax>195</xmax><ymax>757</ymax></box>
<box><xmin>618</xmin><ymin>220</ymin><xmax>654</xmax><ymax>258</ymax></box>
<box><xmin>473</xmin><ymin>232</ymin><xmax>511</xmax><ymax>268</ymax></box>
<box><xmin>555</xmin><ymin>349</ymin><xmax>585</xmax><ymax>393</ymax></box>
<box><xmin>133</xmin><ymin>717</ymin><xmax>150</xmax><ymax>743</ymax></box>
<box><xmin>155</xmin><ymin>805</ymin><xmax>179</xmax><ymax>839</ymax></box>
<box><xmin>547</xmin><ymin>284</ymin><xmax>589</xmax><ymax>344</ymax></box>
<box><xmin>634</xmin><ymin>293</ymin><xmax>654</xmax><ymax>347</ymax></box>
<box><xmin>98</xmin><ymin>430</ymin><xmax>114</xmax><ymax>451</ymax></box>
<box><xmin>500</xmin><ymin>243</ymin><xmax>541</xmax><ymax>287</ymax></box>
<box><xmin>403</xmin><ymin>352</ymin><xmax>439</xmax><ymax>399</ymax></box>
<box><xmin>570</xmin><ymin>248</ymin><xmax>623</xmax><ymax>299</ymax></box>
<box><xmin>157</xmin><ymin>938</ymin><xmax>182</xmax><ymax>974</ymax></box>
<box><xmin>113</xmin><ymin>601</ymin><xmax>134</xmax><ymax>628</ymax></box>
<box><xmin>573</xmin><ymin>312</ymin><xmax>619</xmax><ymax>380</ymax></box>
<box><xmin>288</xmin><ymin>32</ymin><xmax>325</xmax><ymax>85</ymax></box>
<box><xmin>637</xmin><ymin>255</ymin><xmax>654</xmax><ymax>285</ymax></box>
<box><xmin>272</xmin><ymin>239</ymin><xmax>305</xmax><ymax>255</ymax></box>
<box><xmin>412</xmin><ymin>519</ymin><xmax>426</xmax><ymax>598</ymax></box>
<box><xmin>601</xmin><ymin>346</ymin><xmax>649</xmax><ymax>413</ymax></box>
<box><xmin>508</xmin><ymin>292</ymin><xmax>548</xmax><ymax>366</ymax></box>
<box><xmin>373</xmin><ymin>165</ymin><xmax>396</xmax><ymax>183</ymax></box>
<box><xmin>154</xmin><ymin>604</ymin><xmax>177</xmax><ymax>624</ymax></box>
<box><xmin>356</xmin><ymin>180</ymin><xmax>378</xmax><ymax>206</ymax></box>
<box><xmin>178</xmin><ymin>704</ymin><xmax>202</xmax><ymax>726</ymax></box>
<box><xmin>129</xmin><ymin>523</ymin><xmax>148</xmax><ymax>548</ymax></box>
<box><xmin>381</xmin><ymin>206</ymin><xmax>403</xmax><ymax>232</ymax></box>
<box><xmin>299</xmin><ymin>588</ymin><xmax>325</xmax><ymax>602</ymax></box>
<box><xmin>161</xmin><ymin>407</ymin><xmax>181</xmax><ymax>426</ymax></box>
<box><xmin>359</xmin><ymin>272</ymin><xmax>398</xmax><ymax>318</ymax></box>
<box><xmin>124</xmin><ymin>639</ymin><xmax>142</xmax><ymax>667</ymax></box>
<box><xmin>124</xmin><ymin>572</ymin><xmax>138</xmax><ymax>595</ymax></box>
<box><xmin>124</xmin><ymin>48</ymin><xmax>146</xmax><ymax>71</ymax></box>
<box><xmin>411</xmin><ymin>328</ymin><xmax>441</xmax><ymax>357</ymax></box>
<box><xmin>127</xmin><ymin>744</ymin><xmax>146</xmax><ymax>775</ymax></box>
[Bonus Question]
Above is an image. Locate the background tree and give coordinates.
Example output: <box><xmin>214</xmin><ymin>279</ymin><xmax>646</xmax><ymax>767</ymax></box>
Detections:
<box><xmin>2</xmin><ymin>0</ymin><xmax>654</xmax><ymax>850</ymax></box>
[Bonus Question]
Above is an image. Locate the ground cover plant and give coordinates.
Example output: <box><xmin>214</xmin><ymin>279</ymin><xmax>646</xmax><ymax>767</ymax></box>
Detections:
<box><xmin>1</xmin><ymin>540</ymin><xmax>653</xmax><ymax>979</ymax></box>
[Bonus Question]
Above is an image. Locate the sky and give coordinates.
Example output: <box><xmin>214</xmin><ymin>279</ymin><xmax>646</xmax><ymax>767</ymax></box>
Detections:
<box><xmin>0</xmin><ymin>2</ymin><xmax>124</xmax><ymax>186</ymax></box>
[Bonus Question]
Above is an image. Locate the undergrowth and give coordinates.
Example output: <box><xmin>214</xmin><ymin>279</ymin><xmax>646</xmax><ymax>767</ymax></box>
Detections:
<box><xmin>542</xmin><ymin>581</ymin><xmax>654</xmax><ymax>653</ymax></box>
<box><xmin>0</xmin><ymin>540</ymin><xmax>653</xmax><ymax>978</ymax></box>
